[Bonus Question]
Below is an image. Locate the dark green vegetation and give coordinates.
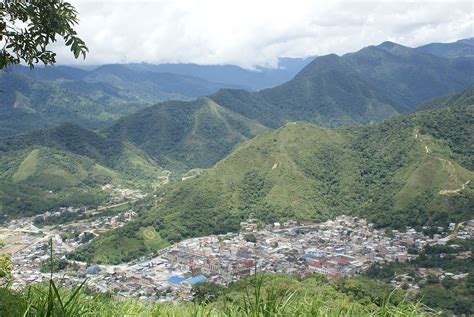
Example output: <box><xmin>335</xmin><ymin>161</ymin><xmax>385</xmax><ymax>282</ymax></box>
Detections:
<box><xmin>0</xmin><ymin>272</ymin><xmax>427</xmax><ymax>316</ymax></box>
<box><xmin>0</xmin><ymin>0</ymin><xmax>87</xmax><ymax>69</ymax></box>
<box><xmin>104</xmin><ymin>41</ymin><xmax>474</xmax><ymax>173</ymax></box>
<box><xmin>0</xmin><ymin>64</ymin><xmax>246</xmax><ymax>136</ymax></box>
<box><xmin>106</xmin><ymin>97</ymin><xmax>268</xmax><ymax>172</ymax></box>
<box><xmin>78</xmin><ymin>93</ymin><xmax>473</xmax><ymax>264</ymax></box>
<box><xmin>366</xmin><ymin>239</ymin><xmax>474</xmax><ymax>315</ymax></box>
<box><xmin>0</xmin><ymin>57</ymin><xmax>315</xmax><ymax>136</ymax></box>
<box><xmin>209</xmin><ymin>41</ymin><xmax>474</xmax><ymax>128</ymax></box>
<box><xmin>0</xmin><ymin>123</ymin><xmax>164</xmax><ymax>217</ymax></box>
<box><xmin>417</xmin><ymin>85</ymin><xmax>474</xmax><ymax>111</ymax></box>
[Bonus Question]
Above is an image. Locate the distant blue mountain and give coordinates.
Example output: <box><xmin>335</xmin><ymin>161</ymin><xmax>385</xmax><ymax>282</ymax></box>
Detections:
<box><xmin>416</xmin><ymin>38</ymin><xmax>474</xmax><ymax>58</ymax></box>
<box><xmin>124</xmin><ymin>56</ymin><xmax>317</xmax><ymax>90</ymax></box>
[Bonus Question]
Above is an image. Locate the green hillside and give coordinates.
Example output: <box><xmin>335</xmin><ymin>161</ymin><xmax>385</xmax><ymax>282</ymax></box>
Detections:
<box><xmin>75</xmin><ymin>101</ymin><xmax>473</xmax><ymax>264</ymax></box>
<box><xmin>105</xmin><ymin>97</ymin><xmax>268</xmax><ymax>173</ymax></box>
<box><xmin>0</xmin><ymin>124</ymin><xmax>165</xmax><ymax>217</ymax></box>
<box><xmin>210</xmin><ymin>42</ymin><xmax>474</xmax><ymax>128</ymax></box>
<box><xmin>417</xmin><ymin>85</ymin><xmax>474</xmax><ymax>111</ymax></box>
<box><xmin>0</xmin><ymin>65</ymin><xmax>241</xmax><ymax>136</ymax></box>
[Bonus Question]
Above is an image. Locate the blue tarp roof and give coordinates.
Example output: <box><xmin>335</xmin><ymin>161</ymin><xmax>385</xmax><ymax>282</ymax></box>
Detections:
<box><xmin>86</xmin><ymin>266</ymin><xmax>101</xmax><ymax>274</ymax></box>
<box><xmin>168</xmin><ymin>276</ymin><xmax>184</xmax><ymax>284</ymax></box>
<box><xmin>185</xmin><ymin>274</ymin><xmax>207</xmax><ymax>285</ymax></box>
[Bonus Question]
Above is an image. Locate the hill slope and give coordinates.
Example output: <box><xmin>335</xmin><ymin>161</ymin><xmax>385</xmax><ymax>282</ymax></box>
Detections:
<box><xmin>105</xmin><ymin>97</ymin><xmax>268</xmax><ymax>173</ymax></box>
<box><xmin>416</xmin><ymin>38</ymin><xmax>474</xmax><ymax>58</ymax></box>
<box><xmin>0</xmin><ymin>65</ymin><xmax>243</xmax><ymax>136</ymax></box>
<box><xmin>0</xmin><ymin>124</ymin><xmax>165</xmax><ymax>217</ymax></box>
<box><xmin>416</xmin><ymin>85</ymin><xmax>474</xmax><ymax>111</ymax></box>
<box><xmin>77</xmin><ymin>97</ymin><xmax>473</xmax><ymax>263</ymax></box>
<box><xmin>210</xmin><ymin>41</ymin><xmax>474</xmax><ymax>128</ymax></box>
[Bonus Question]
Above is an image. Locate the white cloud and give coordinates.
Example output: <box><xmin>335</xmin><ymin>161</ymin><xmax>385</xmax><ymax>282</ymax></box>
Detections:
<box><xmin>53</xmin><ymin>0</ymin><xmax>474</xmax><ymax>68</ymax></box>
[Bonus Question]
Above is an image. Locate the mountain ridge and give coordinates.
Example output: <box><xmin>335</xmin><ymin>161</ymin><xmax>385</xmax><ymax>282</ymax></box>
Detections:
<box><xmin>76</xmin><ymin>91</ymin><xmax>474</xmax><ymax>263</ymax></box>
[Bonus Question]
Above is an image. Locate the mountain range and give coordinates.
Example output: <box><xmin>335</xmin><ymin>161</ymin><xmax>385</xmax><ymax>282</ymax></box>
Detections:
<box><xmin>102</xmin><ymin>39</ymin><xmax>474</xmax><ymax>172</ymax></box>
<box><xmin>0</xmin><ymin>57</ymin><xmax>314</xmax><ymax>136</ymax></box>
<box><xmin>416</xmin><ymin>38</ymin><xmax>474</xmax><ymax>58</ymax></box>
<box><xmin>73</xmin><ymin>86</ymin><xmax>473</xmax><ymax>264</ymax></box>
<box><xmin>0</xmin><ymin>123</ymin><xmax>165</xmax><ymax>217</ymax></box>
<box><xmin>1</xmin><ymin>38</ymin><xmax>473</xmax><ymax>244</ymax></box>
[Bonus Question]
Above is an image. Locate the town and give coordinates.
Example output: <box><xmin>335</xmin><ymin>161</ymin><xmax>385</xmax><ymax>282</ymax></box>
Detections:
<box><xmin>1</xmin><ymin>207</ymin><xmax>473</xmax><ymax>302</ymax></box>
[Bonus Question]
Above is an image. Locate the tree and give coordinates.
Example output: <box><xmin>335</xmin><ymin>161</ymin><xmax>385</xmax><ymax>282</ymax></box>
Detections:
<box><xmin>192</xmin><ymin>282</ymin><xmax>224</xmax><ymax>304</ymax></box>
<box><xmin>244</xmin><ymin>233</ymin><xmax>257</xmax><ymax>243</ymax></box>
<box><xmin>0</xmin><ymin>0</ymin><xmax>87</xmax><ymax>69</ymax></box>
<box><xmin>0</xmin><ymin>253</ymin><xmax>13</xmax><ymax>282</ymax></box>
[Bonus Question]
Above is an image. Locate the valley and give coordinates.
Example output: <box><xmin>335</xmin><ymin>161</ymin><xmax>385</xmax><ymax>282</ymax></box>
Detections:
<box><xmin>0</xmin><ymin>32</ymin><xmax>473</xmax><ymax>316</ymax></box>
<box><xmin>3</xmin><ymin>211</ymin><xmax>472</xmax><ymax>303</ymax></box>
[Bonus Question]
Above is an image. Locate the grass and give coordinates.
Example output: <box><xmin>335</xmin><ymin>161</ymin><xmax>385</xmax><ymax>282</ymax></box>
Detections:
<box><xmin>12</xmin><ymin>149</ymin><xmax>39</xmax><ymax>182</ymax></box>
<box><xmin>140</xmin><ymin>226</ymin><xmax>170</xmax><ymax>250</ymax></box>
<box><xmin>0</xmin><ymin>246</ymin><xmax>430</xmax><ymax>317</ymax></box>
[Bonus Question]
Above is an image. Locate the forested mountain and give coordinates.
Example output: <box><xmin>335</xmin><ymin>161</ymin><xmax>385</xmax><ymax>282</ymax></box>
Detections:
<box><xmin>75</xmin><ymin>90</ymin><xmax>473</xmax><ymax>264</ymax></box>
<box><xmin>0</xmin><ymin>124</ymin><xmax>164</xmax><ymax>217</ymax></box>
<box><xmin>0</xmin><ymin>57</ymin><xmax>315</xmax><ymax>136</ymax></box>
<box><xmin>100</xmin><ymin>40</ymin><xmax>474</xmax><ymax>175</ymax></box>
<box><xmin>105</xmin><ymin>97</ymin><xmax>268</xmax><ymax>172</ymax></box>
<box><xmin>417</xmin><ymin>85</ymin><xmax>474</xmax><ymax>111</ymax></box>
<box><xmin>209</xmin><ymin>41</ymin><xmax>474</xmax><ymax>128</ymax></box>
<box><xmin>0</xmin><ymin>65</ymin><xmax>243</xmax><ymax>136</ymax></box>
<box><xmin>416</xmin><ymin>38</ymin><xmax>474</xmax><ymax>58</ymax></box>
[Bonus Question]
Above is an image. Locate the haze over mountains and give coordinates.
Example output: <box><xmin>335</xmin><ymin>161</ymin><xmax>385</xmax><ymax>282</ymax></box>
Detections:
<box><xmin>0</xmin><ymin>57</ymin><xmax>314</xmax><ymax>136</ymax></box>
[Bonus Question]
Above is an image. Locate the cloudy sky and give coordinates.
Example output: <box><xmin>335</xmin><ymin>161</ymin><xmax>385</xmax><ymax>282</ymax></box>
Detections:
<box><xmin>54</xmin><ymin>0</ymin><xmax>474</xmax><ymax>68</ymax></box>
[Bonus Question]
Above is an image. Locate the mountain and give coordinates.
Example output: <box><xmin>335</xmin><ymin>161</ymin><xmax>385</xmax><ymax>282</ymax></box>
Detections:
<box><xmin>416</xmin><ymin>38</ymin><xmax>474</xmax><ymax>58</ymax></box>
<box><xmin>0</xmin><ymin>123</ymin><xmax>165</xmax><ymax>217</ymax></box>
<box><xmin>104</xmin><ymin>97</ymin><xmax>268</xmax><ymax>173</ymax></box>
<box><xmin>0</xmin><ymin>57</ymin><xmax>315</xmax><ymax>137</ymax></box>
<box><xmin>0</xmin><ymin>65</ymin><xmax>244</xmax><ymax>136</ymax></box>
<box><xmin>416</xmin><ymin>85</ymin><xmax>474</xmax><ymax>111</ymax></box>
<box><xmin>101</xmin><ymin>40</ymin><xmax>474</xmax><ymax>174</ymax></box>
<box><xmin>125</xmin><ymin>56</ymin><xmax>317</xmax><ymax>91</ymax></box>
<box><xmin>75</xmin><ymin>91</ymin><xmax>473</xmax><ymax>264</ymax></box>
<box><xmin>209</xmin><ymin>41</ymin><xmax>474</xmax><ymax>128</ymax></box>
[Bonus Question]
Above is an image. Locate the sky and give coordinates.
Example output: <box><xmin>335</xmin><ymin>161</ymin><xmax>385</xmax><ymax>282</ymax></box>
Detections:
<box><xmin>53</xmin><ymin>0</ymin><xmax>474</xmax><ymax>68</ymax></box>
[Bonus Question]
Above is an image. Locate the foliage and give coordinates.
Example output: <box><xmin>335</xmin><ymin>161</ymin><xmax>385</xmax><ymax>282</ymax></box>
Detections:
<box><xmin>0</xmin><ymin>64</ymin><xmax>258</xmax><ymax>136</ymax></box>
<box><xmin>0</xmin><ymin>253</ymin><xmax>12</xmax><ymax>281</ymax></box>
<box><xmin>192</xmin><ymin>282</ymin><xmax>225</xmax><ymax>304</ymax></box>
<box><xmin>417</xmin><ymin>85</ymin><xmax>474</xmax><ymax>111</ymax></box>
<box><xmin>83</xmin><ymin>101</ymin><xmax>473</xmax><ymax>263</ymax></box>
<box><xmin>105</xmin><ymin>97</ymin><xmax>268</xmax><ymax>173</ymax></box>
<box><xmin>365</xmin><ymin>239</ymin><xmax>474</xmax><ymax>315</ymax></box>
<box><xmin>244</xmin><ymin>234</ymin><xmax>257</xmax><ymax>243</ymax></box>
<box><xmin>211</xmin><ymin>43</ymin><xmax>474</xmax><ymax>128</ymax></box>
<box><xmin>0</xmin><ymin>272</ymin><xmax>429</xmax><ymax>316</ymax></box>
<box><xmin>39</xmin><ymin>258</ymin><xmax>69</xmax><ymax>273</ymax></box>
<box><xmin>0</xmin><ymin>124</ymin><xmax>165</xmax><ymax>217</ymax></box>
<box><xmin>0</xmin><ymin>0</ymin><xmax>87</xmax><ymax>69</ymax></box>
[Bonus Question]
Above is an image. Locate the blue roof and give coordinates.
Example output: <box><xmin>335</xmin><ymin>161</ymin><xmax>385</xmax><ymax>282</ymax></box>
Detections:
<box><xmin>185</xmin><ymin>274</ymin><xmax>207</xmax><ymax>285</ymax></box>
<box><xmin>86</xmin><ymin>266</ymin><xmax>101</xmax><ymax>274</ymax></box>
<box><xmin>168</xmin><ymin>276</ymin><xmax>184</xmax><ymax>284</ymax></box>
